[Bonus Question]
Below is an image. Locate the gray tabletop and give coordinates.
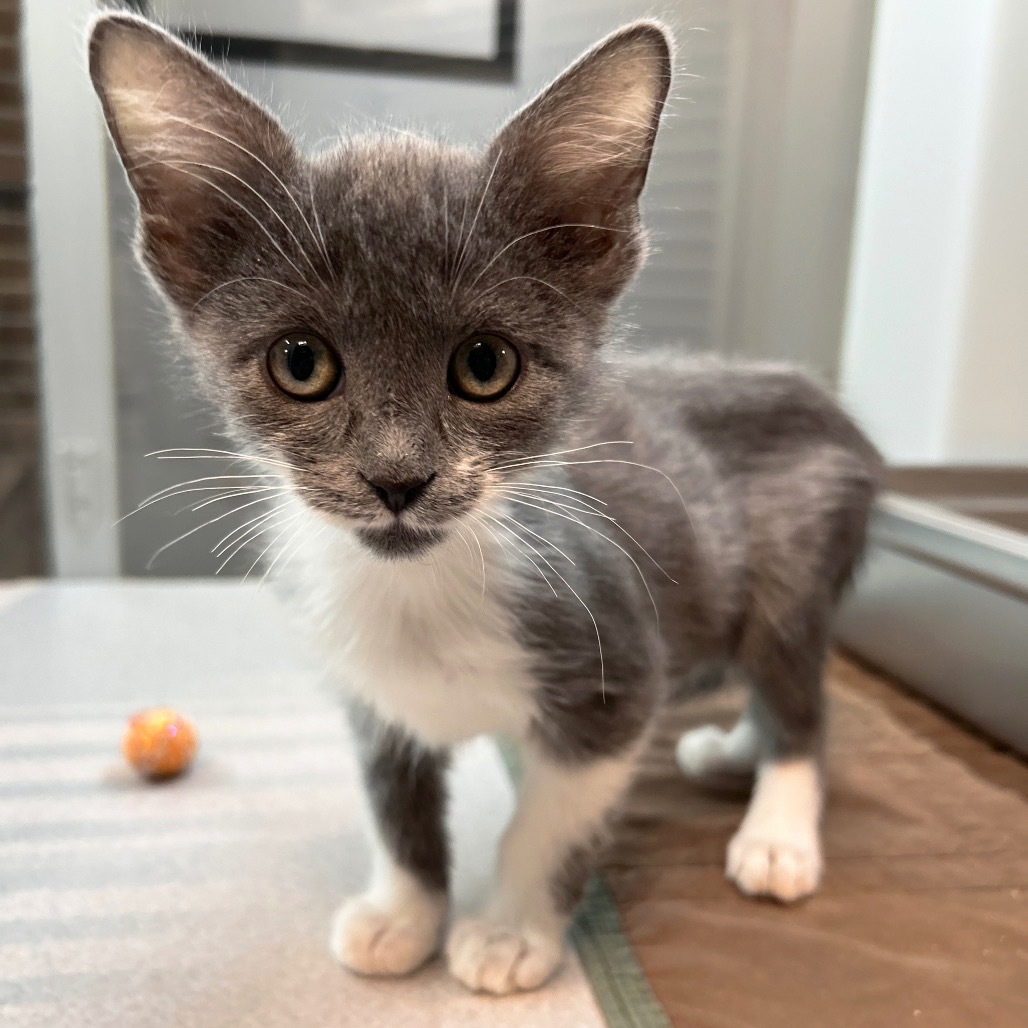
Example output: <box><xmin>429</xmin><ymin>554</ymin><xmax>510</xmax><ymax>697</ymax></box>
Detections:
<box><xmin>0</xmin><ymin>581</ymin><xmax>601</xmax><ymax>1027</ymax></box>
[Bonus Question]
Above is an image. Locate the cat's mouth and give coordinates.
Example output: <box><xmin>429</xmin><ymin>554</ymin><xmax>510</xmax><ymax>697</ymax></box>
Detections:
<box><xmin>355</xmin><ymin>521</ymin><xmax>447</xmax><ymax>560</ymax></box>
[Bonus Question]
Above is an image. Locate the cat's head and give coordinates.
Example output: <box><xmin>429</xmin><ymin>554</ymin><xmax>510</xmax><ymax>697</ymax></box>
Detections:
<box><xmin>88</xmin><ymin>14</ymin><xmax>671</xmax><ymax>559</ymax></box>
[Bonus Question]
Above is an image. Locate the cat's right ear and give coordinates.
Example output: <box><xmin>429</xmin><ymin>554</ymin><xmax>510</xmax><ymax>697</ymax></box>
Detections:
<box><xmin>88</xmin><ymin>14</ymin><xmax>297</xmax><ymax>305</ymax></box>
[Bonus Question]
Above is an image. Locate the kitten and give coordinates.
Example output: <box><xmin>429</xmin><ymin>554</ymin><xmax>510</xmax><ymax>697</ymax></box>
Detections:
<box><xmin>88</xmin><ymin>13</ymin><xmax>882</xmax><ymax>996</ymax></box>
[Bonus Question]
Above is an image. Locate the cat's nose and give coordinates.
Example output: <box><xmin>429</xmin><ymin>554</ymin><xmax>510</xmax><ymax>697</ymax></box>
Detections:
<box><xmin>364</xmin><ymin>473</ymin><xmax>435</xmax><ymax>515</ymax></box>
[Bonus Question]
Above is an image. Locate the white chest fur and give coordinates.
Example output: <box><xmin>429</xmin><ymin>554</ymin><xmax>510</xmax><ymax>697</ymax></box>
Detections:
<box><xmin>295</xmin><ymin>521</ymin><xmax>537</xmax><ymax>747</ymax></box>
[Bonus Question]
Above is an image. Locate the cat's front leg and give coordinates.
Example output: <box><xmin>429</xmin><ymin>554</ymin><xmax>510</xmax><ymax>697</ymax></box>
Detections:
<box><xmin>446</xmin><ymin>742</ymin><xmax>638</xmax><ymax>995</ymax></box>
<box><xmin>331</xmin><ymin>702</ymin><xmax>450</xmax><ymax>977</ymax></box>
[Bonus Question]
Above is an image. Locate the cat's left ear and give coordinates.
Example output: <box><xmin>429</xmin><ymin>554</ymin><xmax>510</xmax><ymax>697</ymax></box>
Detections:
<box><xmin>490</xmin><ymin>22</ymin><xmax>671</xmax><ymax>232</ymax></box>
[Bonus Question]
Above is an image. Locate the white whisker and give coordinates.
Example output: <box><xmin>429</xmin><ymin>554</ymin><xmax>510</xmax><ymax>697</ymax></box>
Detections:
<box><xmin>145</xmin><ymin>493</ymin><xmax>286</xmax><ymax>570</ymax></box>
<box><xmin>191</xmin><ymin>276</ymin><xmax>308</xmax><ymax>311</ymax></box>
<box><xmin>480</xmin><ymin>511</ymin><xmax>556</xmax><ymax>597</ymax></box>
<box><xmin>134</xmin><ymin>159</ymin><xmax>309</xmax><ymax>283</ymax></box>
<box><xmin>499</xmin><ymin>487</ymin><xmax>606</xmax><ymax>522</ymax></box>
<box><xmin>468</xmin><ymin>274</ymin><xmax>582</xmax><ymax>311</ymax></box>
<box><xmin>146</xmin><ymin>448</ymin><xmax>304</xmax><ymax>473</ymax></box>
<box><xmin>456</xmin><ymin>521</ymin><xmax>487</xmax><ymax>596</ymax></box>
<box><xmin>276</xmin><ymin>518</ymin><xmax>328</xmax><ymax>583</ymax></box>
<box><xmin>499</xmin><ymin>482</ymin><xmax>607</xmax><ymax>515</ymax></box>
<box><xmin>241</xmin><ymin>512</ymin><xmax>306</xmax><ymax>582</ymax></box>
<box><xmin>487</xmin><ymin>509</ymin><xmax>605</xmax><ymax>696</ymax></box>
<box><xmin>307</xmin><ymin>172</ymin><xmax>335</xmax><ymax>281</ymax></box>
<box><xmin>172</xmin><ymin>488</ymin><xmax>269</xmax><ymax>517</ymax></box>
<box><xmin>499</xmin><ymin>486</ymin><xmax>676</xmax><ymax>584</ymax></box>
<box><xmin>499</xmin><ymin>492</ymin><xmax>663</xmax><ymax>625</ymax></box>
<box><xmin>156</xmin><ymin>112</ymin><xmax>333</xmax><ymax>276</ymax></box>
<box><xmin>467</xmin><ymin>510</ymin><xmax>515</xmax><ymax>574</ymax></box>
<box><xmin>452</xmin><ymin>190</ymin><xmax>470</xmax><ymax>285</ymax></box>
<box><xmin>117</xmin><ymin>478</ymin><xmax>279</xmax><ymax>524</ymax></box>
<box><xmin>499</xmin><ymin>457</ymin><xmax>693</xmax><ymax>527</ymax></box>
<box><xmin>495</xmin><ymin>439</ymin><xmax>633</xmax><ymax>469</ymax></box>
<box><xmin>491</xmin><ymin>501</ymin><xmax>576</xmax><ymax>566</ymax></box>
<box><xmin>216</xmin><ymin>510</ymin><xmax>297</xmax><ymax>573</ymax></box>
<box><xmin>451</xmin><ymin>148</ymin><xmax>503</xmax><ymax>296</ymax></box>
<box><xmin>453</xmin><ymin>523</ymin><xmax>476</xmax><ymax>563</ymax></box>
<box><xmin>259</xmin><ymin>509</ymin><xmax>314</xmax><ymax>589</ymax></box>
<box><xmin>442</xmin><ymin>180</ymin><xmax>450</xmax><ymax>281</ymax></box>
<box><xmin>134</xmin><ymin>473</ymin><xmax>277</xmax><ymax>501</ymax></box>
<box><xmin>467</xmin><ymin>223</ymin><xmax>628</xmax><ymax>292</ymax></box>
<box><xmin>499</xmin><ymin>478</ymin><xmax>610</xmax><ymax>510</ymax></box>
<box><xmin>213</xmin><ymin>499</ymin><xmax>295</xmax><ymax>558</ymax></box>
<box><xmin>163</xmin><ymin>158</ymin><xmax>321</xmax><ymax>279</ymax></box>
<box><xmin>154</xmin><ymin>159</ymin><xmax>322</xmax><ymax>278</ymax></box>
<box><xmin>188</xmin><ymin>485</ymin><xmax>286</xmax><ymax>513</ymax></box>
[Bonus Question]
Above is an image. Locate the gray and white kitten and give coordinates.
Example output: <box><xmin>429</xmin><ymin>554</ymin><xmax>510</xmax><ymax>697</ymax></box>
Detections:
<box><xmin>89</xmin><ymin>14</ymin><xmax>881</xmax><ymax>996</ymax></box>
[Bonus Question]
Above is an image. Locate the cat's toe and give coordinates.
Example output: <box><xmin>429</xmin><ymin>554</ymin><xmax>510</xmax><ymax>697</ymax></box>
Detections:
<box><xmin>330</xmin><ymin>895</ymin><xmax>442</xmax><ymax>976</ymax></box>
<box><xmin>726</xmin><ymin>829</ymin><xmax>822</xmax><ymax>903</ymax></box>
<box><xmin>445</xmin><ymin>916</ymin><xmax>563</xmax><ymax>995</ymax></box>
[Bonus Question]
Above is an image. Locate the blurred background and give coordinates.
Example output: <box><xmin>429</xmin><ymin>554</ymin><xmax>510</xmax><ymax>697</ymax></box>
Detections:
<box><xmin>3</xmin><ymin>1</ymin><xmax>1027</xmax><ymax>743</ymax></box>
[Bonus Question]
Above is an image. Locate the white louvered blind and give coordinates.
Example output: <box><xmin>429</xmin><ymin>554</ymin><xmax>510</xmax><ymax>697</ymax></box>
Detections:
<box><xmin>522</xmin><ymin>1</ymin><xmax>740</xmax><ymax>353</ymax></box>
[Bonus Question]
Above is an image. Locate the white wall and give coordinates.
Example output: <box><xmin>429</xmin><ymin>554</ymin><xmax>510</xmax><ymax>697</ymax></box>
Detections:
<box><xmin>840</xmin><ymin>0</ymin><xmax>1028</xmax><ymax>465</ymax></box>
<box><xmin>22</xmin><ymin>0</ymin><xmax>121</xmax><ymax>575</ymax></box>
<box><xmin>152</xmin><ymin>0</ymin><xmax>497</xmax><ymax>57</ymax></box>
<box><xmin>943</xmin><ymin>1</ymin><xmax>1028</xmax><ymax>463</ymax></box>
<box><xmin>725</xmin><ymin>0</ymin><xmax>873</xmax><ymax>383</ymax></box>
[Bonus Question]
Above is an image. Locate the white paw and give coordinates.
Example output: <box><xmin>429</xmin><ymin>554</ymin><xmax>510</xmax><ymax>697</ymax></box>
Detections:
<box><xmin>726</xmin><ymin>827</ymin><xmax>822</xmax><ymax>903</ymax></box>
<box><xmin>445</xmin><ymin>916</ymin><xmax>564</xmax><ymax>995</ymax></box>
<box><xmin>330</xmin><ymin>894</ymin><xmax>442</xmax><ymax>977</ymax></box>
<box><xmin>676</xmin><ymin>723</ymin><xmax>757</xmax><ymax>780</ymax></box>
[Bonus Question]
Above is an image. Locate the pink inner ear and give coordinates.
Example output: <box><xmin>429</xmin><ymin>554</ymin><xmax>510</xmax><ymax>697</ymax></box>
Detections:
<box><xmin>91</xmin><ymin>15</ymin><xmax>295</xmax><ymax>217</ymax></box>
<box><xmin>90</xmin><ymin>15</ymin><xmax>300</xmax><ymax>306</ymax></box>
<box><xmin>491</xmin><ymin>26</ymin><xmax>671</xmax><ymax>226</ymax></box>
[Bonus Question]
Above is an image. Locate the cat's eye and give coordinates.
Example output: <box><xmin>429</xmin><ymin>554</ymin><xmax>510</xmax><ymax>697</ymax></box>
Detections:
<box><xmin>448</xmin><ymin>334</ymin><xmax>520</xmax><ymax>402</ymax></box>
<box><xmin>267</xmin><ymin>331</ymin><xmax>341</xmax><ymax>401</ymax></box>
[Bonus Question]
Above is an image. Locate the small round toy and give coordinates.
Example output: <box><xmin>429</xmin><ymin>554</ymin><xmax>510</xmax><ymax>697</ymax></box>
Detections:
<box><xmin>123</xmin><ymin>708</ymin><xmax>198</xmax><ymax>780</ymax></box>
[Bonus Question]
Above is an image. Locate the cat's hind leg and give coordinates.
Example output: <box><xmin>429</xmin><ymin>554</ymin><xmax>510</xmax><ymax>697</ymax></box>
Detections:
<box><xmin>723</xmin><ymin>612</ymin><xmax>830</xmax><ymax>903</ymax></box>
<box><xmin>676</xmin><ymin>692</ymin><xmax>823</xmax><ymax>903</ymax></box>
<box><xmin>714</xmin><ymin>456</ymin><xmax>874</xmax><ymax>903</ymax></box>
<box><xmin>331</xmin><ymin>703</ymin><xmax>450</xmax><ymax>977</ymax></box>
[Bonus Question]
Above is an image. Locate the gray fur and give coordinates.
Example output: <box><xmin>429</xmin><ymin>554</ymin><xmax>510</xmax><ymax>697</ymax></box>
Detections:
<box><xmin>551</xmin><ymin>834</ymin><xmax>605</xmax><ymax>915</ymax></box>
<box><xmin>518</xmin><ymin>353</ymin><xmax>881</xmax><ymax>765</ymax></box>
<box><xmin>347</xmin><ymin>701</ymin><xmax>450</xmax><ymax>894</ymax></box>
<box><xmin>88</xmin><ymin>13</ymin><xmax>881</xmax><ymax>953</ymax></box>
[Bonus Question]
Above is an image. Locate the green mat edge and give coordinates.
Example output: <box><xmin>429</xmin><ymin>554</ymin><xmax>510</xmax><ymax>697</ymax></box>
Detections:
<box><xmin>495</xmin><ymin>737</ymin><xmax>672</xmax><ymax>1028</ymax></box>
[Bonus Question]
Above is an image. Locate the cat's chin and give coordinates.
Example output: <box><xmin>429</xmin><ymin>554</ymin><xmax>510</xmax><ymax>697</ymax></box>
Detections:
<box><xmin>355</xmin><ymin>522</ymin><xmax>447</xmax><ymax>561</ymax></box>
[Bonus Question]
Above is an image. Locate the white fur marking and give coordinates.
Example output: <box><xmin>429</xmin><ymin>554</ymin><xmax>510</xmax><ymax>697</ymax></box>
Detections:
<box><xmin>446</xmin><ymin>916</ymin><xmax>564</xmax><ymax>994</ymax></box>
<box><xmin>330</xmin><ymin>847</ymin><xmax>445</xmax><ymax>977</ymax></box>
<box><xmin>446</xmin><ymin>748</ymin><xmax>638</xmax><ymax>994</ymax></box>
<box><xmin>676</xmin><ymin>713</ymin><xmax>760</xmax><ymax>779</ymax></box>
<box><xmin>289</xmin><ymin>507</ymin><xmax>536</xmax><ymax>747</ymax></box>
<box><xmin>726</xmin><ymin>757</ymin><xmax>823</xmax><ymax>902</ymax></box>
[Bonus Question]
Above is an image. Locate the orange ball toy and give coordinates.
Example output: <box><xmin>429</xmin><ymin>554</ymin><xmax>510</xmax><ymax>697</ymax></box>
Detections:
<box><xmin>123</xmin><ymin>708</ymin><xmax>198</xmax><ymax>780</ymax></box>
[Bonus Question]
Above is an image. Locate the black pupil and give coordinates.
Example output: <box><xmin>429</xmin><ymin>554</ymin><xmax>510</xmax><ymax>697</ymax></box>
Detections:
<box><xmin>466</xmin><ymin>340</ymin><xmax>498</xmax><ymax>382</ymax></box>
<box><xmin>287</xmin><ymin>340</ymin><xmax>316</xmax><ymax>381</ymax></box>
